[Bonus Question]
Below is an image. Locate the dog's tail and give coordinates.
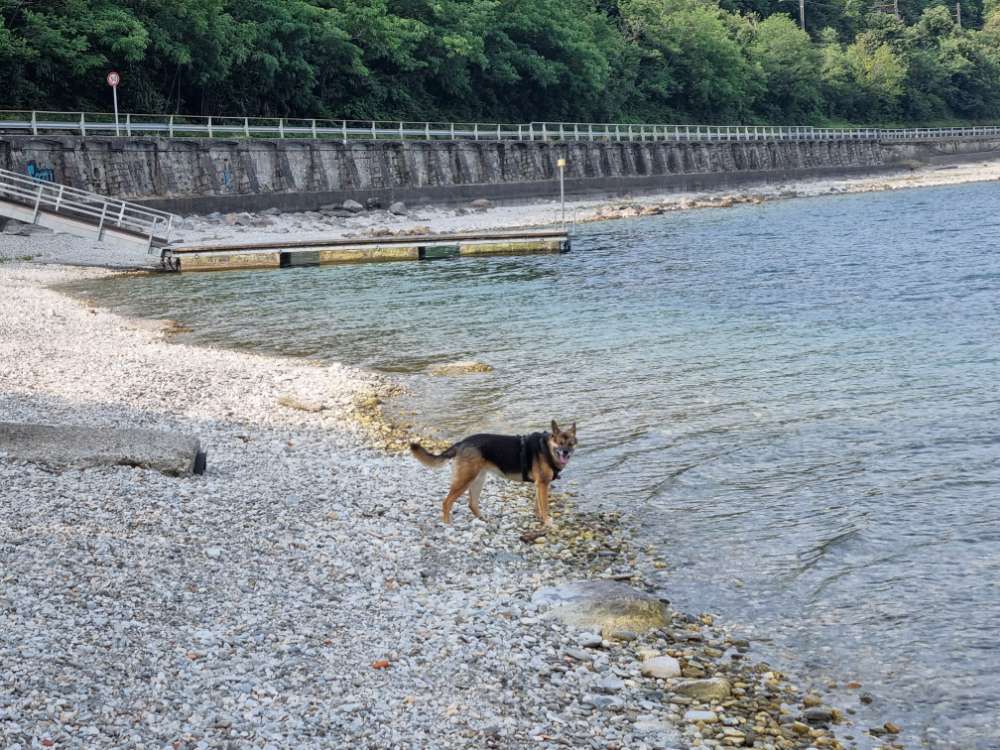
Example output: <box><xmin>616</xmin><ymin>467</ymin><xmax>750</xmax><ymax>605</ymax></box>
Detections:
<box><xmin>409</xmin><ymin>442</ymin><xmax>457</xmax><ymax>468</ymax></box>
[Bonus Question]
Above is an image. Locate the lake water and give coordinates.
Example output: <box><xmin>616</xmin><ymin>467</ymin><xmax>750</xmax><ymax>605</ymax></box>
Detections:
<box><xmin>69</xmin><ymin>182</ymin><xmax>1000</xmax><ymax>749</ymax></box>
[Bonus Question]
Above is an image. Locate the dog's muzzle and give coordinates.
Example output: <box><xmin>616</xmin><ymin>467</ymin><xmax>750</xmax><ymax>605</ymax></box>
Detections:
<box><xmin>555</xmin><ymin>447</ymin><xmax>573</xmax><ymax>467</ymax></box>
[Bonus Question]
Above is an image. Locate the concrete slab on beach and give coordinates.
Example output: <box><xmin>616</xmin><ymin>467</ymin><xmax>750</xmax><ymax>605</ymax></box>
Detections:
<box><xmin>0</xmin><ymin>422</ymin><xmax>205</xmax><ymax>476</ymax></box>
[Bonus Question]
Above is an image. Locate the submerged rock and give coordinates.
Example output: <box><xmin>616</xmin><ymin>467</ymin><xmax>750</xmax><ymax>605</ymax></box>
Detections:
<box><xmin>427</xmin><ymin>361</ymin><xmax>494</xmax><ymax>376</ymax></box>
<box><xmin>802</xmin><ymin>706</ymin><xmax>835</xmax><ymax>724</ymax></box>
<box><xmin>531</xmin><ymin>579</ymin><xmax>670</xmax><ymax>637</ymax></box>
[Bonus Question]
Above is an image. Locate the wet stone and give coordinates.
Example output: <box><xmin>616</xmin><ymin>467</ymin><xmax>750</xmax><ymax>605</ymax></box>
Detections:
<box><xmin>673</xmin><ymin>678</ymin><xmax>732</xmax><ymax>702</ymax></box>
<box><xmin>802</xmin><ymin>707</ymin><xmax>834</xmax><ymax>725</ymax></box>
<box><xmin>684</xmin><ymin>710</ymin><xmax>718</xmax><ymax>723</ymax></box>
<box><xmin>642</xmin><ymin>656</ymin><xmax>682</xmax><ymax>679</ymax></box>
<box><xmin>594</xmin><ymin>676</ymin><xmax>625</xmax><ymax>694</ymax></box>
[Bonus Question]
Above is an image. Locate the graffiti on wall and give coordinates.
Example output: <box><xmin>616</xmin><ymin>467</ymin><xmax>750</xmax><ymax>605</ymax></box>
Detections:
<box><xmin>26</xmin><ymin>161</ymin><xmax>55</xmax><ymax>182</ymax></box>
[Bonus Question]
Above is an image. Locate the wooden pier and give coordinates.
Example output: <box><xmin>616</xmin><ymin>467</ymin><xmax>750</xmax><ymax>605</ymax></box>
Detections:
<box><xmin>163</xmin><ymin>228</ymin><xmax>570</xmax><ymax>271</ymax></box>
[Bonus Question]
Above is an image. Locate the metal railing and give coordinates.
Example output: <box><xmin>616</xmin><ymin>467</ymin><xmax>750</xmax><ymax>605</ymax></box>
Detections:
<box><xmin>0</xmin><ymin>167</ymin><xmax>175</xmax><ymax>250</ymax></box>
<box><xmin>1</xmin><ymin>110</ymin><xmax>999</xmax><ymax>144</ymax></box>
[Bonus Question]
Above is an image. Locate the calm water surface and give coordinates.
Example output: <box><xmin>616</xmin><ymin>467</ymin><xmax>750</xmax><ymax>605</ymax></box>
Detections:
<box><xmin>71</xmin><ymin>183</ymin><xmax>1000</xmax><ymax>749</ymax></box>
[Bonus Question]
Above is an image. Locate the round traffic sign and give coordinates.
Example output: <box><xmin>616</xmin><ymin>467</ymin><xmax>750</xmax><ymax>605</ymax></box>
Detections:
<box><xmin>107</xmin><ymin>71</ymin><xmax>121</xmax><ymax>87</ymax></box>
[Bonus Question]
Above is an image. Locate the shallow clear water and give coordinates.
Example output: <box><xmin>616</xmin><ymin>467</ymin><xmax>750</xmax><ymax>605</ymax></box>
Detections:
<box><xmin>70</xmin><ymin>182</ymin><xmax>1000</xmax><ymax>748</ymax></box>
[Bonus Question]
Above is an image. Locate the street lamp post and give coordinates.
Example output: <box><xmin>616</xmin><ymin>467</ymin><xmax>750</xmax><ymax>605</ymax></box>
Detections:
<box><xmin>556</xmin><ymin>157</ymin><xmax>566</xmax><ymax>228</ymax></box>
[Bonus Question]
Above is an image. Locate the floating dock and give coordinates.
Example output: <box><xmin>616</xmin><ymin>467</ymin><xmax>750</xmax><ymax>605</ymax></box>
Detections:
<box><xmin>163</xmin><ymin>229</ymin><xmax>570</xmax><ymax>271</ymax></box>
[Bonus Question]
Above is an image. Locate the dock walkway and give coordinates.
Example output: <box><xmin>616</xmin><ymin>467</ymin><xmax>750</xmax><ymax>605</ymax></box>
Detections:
<box><xmin>166</xmin><ymin>228</ymin><xmax>571</xmax><ymax>271</ymax></box>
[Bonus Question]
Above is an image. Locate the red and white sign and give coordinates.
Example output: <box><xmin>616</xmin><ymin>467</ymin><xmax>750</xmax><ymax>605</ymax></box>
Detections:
<box><xmin>107</xmin><ymin>71</ymin><xmax>121</xmax><ymax>87</ymax></box>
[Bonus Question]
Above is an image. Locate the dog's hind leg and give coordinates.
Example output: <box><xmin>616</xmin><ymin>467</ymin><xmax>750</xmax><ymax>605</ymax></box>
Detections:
<box><xmin>467</xmin><ymin>471</ymin><xmax>487</xmax><ymax>520</ymax></box>
<box><xmin>442</xmin><ymin>461</ymin><xmax>480</xmax><ymax>524</ymax></box>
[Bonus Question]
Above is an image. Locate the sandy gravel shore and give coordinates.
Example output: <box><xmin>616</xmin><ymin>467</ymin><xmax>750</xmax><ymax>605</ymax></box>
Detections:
<box><xmin>0</xmin><ymin>263</ymin><xmax>694</xmax><ymax>750</ymax></box>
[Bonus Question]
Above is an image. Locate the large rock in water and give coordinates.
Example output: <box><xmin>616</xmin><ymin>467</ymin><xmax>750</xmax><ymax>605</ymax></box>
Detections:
<box><xmin>532</xmin><ymin>580</ymin><xmax>670</xmax><ymax>637</ymax></box>
<box><xmin>0</xmin><ymin>422</ymin><xmax>205</xmax><ymax>476</ymax></box>
<box><xmin>427</xmin><ymin>360</ymin><xmax>493</xmax><ymax>376</ymax></box>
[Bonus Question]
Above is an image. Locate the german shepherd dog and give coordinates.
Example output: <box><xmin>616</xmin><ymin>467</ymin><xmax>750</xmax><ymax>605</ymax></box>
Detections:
<box><xmin>410</xmin><ymin>420</ymin><xmax>577</xmax><ymax>526</ymax></box>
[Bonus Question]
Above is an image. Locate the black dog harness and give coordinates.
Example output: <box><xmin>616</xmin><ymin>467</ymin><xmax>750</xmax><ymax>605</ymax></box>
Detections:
<box><xmin>519</xmin><ymin>432</ymin><xmax>561</xmax><ymax>483</ymax></box>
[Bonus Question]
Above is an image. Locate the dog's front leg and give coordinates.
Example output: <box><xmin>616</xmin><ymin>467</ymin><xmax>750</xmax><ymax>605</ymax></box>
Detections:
<box><xmin>534</xmin><ymin>479</ymin><xmax>553</xmax><ymax>527</ymax></box>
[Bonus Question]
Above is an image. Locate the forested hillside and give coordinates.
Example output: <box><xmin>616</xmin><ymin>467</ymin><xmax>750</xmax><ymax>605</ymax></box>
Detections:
<box><xmin>1</xmin><ymin>0</ymin><xmax>999</xmax><ymax>125</ymax></box>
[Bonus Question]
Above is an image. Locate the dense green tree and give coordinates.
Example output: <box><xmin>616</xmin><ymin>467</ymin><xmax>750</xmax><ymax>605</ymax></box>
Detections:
<box><xmin>2</xmin><ymin>0</ymin><xmax>999</xmax><ymax>125</ymax></box>
<box><xmin>618</xmin><ymin>0</ymin><xmax>758</xmax><ymax>122</ymax></box>
<box><xmin>846</xmin><ymin>31</ymin><xmax>909</xmax><ymax>120</ymax></box>
<box><xmin>749</xmin><ymin>14</ymin><xmax>822</xmax><ymax>121</ymax></box>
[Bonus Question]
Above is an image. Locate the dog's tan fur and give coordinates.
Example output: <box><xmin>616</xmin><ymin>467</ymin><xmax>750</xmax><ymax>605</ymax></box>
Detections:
<box><xmin>411</xmin><ymin>420</ymin><xmax>577</xmax><ymax>526</ymax></box>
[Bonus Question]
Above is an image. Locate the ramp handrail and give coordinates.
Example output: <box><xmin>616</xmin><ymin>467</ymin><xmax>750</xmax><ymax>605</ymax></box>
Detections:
<box><xmin>0</xmin><ymin>168</ymin><xmax>175</xmax><ymax>249</ymax></box>
<box><xmin>1</xmin><ymin>110</ymin><xmax>999</xmax><ymax>144</ymax></box>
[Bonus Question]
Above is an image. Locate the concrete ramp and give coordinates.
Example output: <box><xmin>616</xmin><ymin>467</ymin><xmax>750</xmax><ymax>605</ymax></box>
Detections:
<box><xmin>0</xmin><ymin>422</ymin><xmax>206</xmax><ymax>476</ymax></box>
<box><xmin>0</xmin><ymin>168</ymin><xmax>176</xmax><ymax>255</ymax></box>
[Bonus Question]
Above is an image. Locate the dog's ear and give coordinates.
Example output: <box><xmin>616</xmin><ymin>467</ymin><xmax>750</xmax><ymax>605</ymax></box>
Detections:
<box><xmin>551</xmin><ymin>419</ymin><xmax>560</xmax><ymax>434</ymax></box>
<box><xmin>569</xmin><ymin>422</ymin><xmax>576</xmax><ymax>436</ymax></box>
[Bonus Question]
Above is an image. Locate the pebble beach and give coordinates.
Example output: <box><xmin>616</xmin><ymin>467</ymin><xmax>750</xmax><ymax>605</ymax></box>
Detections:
<box><xmin>4</xmin><ymin>159</ymin><xmax>989</xmax><ymax>749</ymax></box>
<box><xmin>0</xmin><ymin>262</ymin><xmax>895</xmax><ymax>750</ymax></box>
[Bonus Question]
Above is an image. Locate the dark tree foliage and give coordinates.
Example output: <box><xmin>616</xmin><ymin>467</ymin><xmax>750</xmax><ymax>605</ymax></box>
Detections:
<box><xmin>1</xmin><ymin>0</ymin><xmax>998</xmax><ymax>124</ymax></box>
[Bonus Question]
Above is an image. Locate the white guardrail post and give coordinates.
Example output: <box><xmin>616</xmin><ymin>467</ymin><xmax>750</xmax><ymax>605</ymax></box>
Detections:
<box><xmin>30</xmin><ymin>183</ymin><xmax>43</xmax><ymax>223</ymax></box>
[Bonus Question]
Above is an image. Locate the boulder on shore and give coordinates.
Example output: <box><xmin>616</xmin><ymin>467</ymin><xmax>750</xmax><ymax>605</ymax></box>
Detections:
<box><xmin>0</xmin><ymin>422</ymin><xmax>205</xmax><ymax>476</ymax></box>
<box><xmin>389</xmin><ymin>201</ymin><xmax>408</xmax><ymax>216</ymax></box>
<box><xmin>343</xmin><ymin>199</ymin><xmax>364</xmax><ymax>213</ymax></box>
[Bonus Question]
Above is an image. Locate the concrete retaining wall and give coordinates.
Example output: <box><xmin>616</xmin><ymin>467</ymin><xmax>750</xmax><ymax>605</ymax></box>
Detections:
<box><xmin>2</xmin><ymin>135</ymin><xmax>998</xmax><ymax>214</ymax></box>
